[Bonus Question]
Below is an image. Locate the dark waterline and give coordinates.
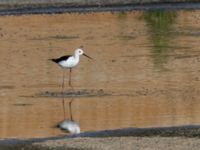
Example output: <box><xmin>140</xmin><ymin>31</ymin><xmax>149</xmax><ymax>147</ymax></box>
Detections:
<box><xmin>0</xmin><ymin>2</ymin><xmax>200</xmax><ymax>16</ymax></box>
<box><xmin>1</xmin><ymin>125</ymin><xmax>200</xmax><ymax>146</ymax></box>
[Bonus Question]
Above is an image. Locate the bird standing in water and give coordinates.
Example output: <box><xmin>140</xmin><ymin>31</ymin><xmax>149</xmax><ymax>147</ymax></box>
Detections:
<box><xmin>50</xmin><ymin>48</ymin><xmax>92</xmax><ymax>119</ymax></box>
<box><xmin>51</xmin><ymin>48</ymin><xmax>92</xmax><ymax>89</ymax></box>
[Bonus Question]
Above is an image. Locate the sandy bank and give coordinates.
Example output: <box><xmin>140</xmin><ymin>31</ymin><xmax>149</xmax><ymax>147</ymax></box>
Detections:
<box><xmin>1</xmin><ymin>126</ymin><xmax>200</xmax><ymax>149</ymax></box>
<box><xmin>0</xmin><ymin>1</ymin><xmax>199</xmax><ymax>15</ymax></box>
<box><xmin>1</xmin><ymin>137</ymin><xmax>200</xmax><ymax>150</ymax></box>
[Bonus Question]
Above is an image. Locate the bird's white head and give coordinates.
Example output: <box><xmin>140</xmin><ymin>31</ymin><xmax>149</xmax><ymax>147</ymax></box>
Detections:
<box><xmin>75</xmin><ymin>48</ymin><xmax>84</xmax><ymax>56</ymax></box>
<box><xmin>74</xmin><ymin>48</ymin><xmax>92</xmax><ymax>59</ymax></box>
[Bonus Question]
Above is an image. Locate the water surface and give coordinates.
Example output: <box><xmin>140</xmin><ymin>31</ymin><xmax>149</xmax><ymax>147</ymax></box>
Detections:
<box><xmin>0</xmin><ymin>10</ymin><xmax>200</xmax><ymax>138</ymax></box>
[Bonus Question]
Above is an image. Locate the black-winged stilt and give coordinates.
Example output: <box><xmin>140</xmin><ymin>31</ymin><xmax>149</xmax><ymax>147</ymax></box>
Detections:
<box><xmin>51</xmin><ymin>48</ymin><xmax>92</xmax><ymax>89</ymax></box>
<box><xmin>50</xmin><ymin>48</ymin><xmax>92</xmax><ymax>119</ymax></box>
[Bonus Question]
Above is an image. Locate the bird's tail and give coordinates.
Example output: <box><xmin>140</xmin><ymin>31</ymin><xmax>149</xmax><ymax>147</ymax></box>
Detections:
<box><xmin>49</xmin><ymin>59</ymin><xmax>57</xmax><ymax>63</ymax></box>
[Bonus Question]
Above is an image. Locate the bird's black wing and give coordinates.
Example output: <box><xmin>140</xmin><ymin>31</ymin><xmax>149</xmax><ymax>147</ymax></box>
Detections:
<box><xmin>50</xmin><ymin>55</ymin><xmax>71</xmax><ymax>63</ymax></box>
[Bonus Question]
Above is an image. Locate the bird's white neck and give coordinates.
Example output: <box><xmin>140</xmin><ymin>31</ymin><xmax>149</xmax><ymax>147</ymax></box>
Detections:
<box><xmin>73</xmin><ymin>53</ymin><xmax>80</xmax><ymax>61</ymax></box>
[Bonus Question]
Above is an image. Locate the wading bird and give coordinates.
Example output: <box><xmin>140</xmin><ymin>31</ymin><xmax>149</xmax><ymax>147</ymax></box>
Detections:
<box><xmin>51</xmin><ymin>48</ymin><xmax>92</xmax><ymax>89</ymax></box>
<box><xmin>50</xmin><ymin>48</ymin><xmax>92</xmax><ymax>118</ymax></box>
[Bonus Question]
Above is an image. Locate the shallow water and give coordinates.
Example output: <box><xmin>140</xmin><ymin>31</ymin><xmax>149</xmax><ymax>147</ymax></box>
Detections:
<box><xmin>0</xmin><ymin>10</ymin><xmax>200</xmax><ymax>138</ymax></box>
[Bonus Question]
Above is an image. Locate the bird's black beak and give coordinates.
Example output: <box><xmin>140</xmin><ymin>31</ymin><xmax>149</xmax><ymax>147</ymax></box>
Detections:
<box><xmin>83</xmin><ymin>53</ymin><xmax>92</xmax><ymax>59</ymax></box>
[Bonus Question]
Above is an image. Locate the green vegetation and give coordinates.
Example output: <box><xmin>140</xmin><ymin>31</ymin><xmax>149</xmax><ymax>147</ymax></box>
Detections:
<box><xmin>143</xmin><ymin>10</ymin><xmax>177</xmax><ymax>71</ymax></box>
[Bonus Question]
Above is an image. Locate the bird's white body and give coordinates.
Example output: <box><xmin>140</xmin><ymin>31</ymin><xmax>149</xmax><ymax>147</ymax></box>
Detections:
<box><xmin>58</xmin><ymin>49</ymin><xmax>84</xmax><ymax>68</ymax></box>
<box><xmin>59</xmin><ymin>56</ymin><xmax>79</xmax><ymax>68</ymax></box>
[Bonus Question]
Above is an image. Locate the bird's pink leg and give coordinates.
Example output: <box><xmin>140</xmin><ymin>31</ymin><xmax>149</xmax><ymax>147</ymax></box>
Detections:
<box><xmin>69</xmin><ymin>68</ymin><xmax>74</xmax><ymax>90</ymax></box>
<box><xmin>62</xmin><ymin>69</ymin><xmax>65</xmax><ymax>93</ymax></box>
<box><xmin>69</xmin><ymin>68</ymin><xmax>74</xmax><ymax>121</ymax></box>
<box><xmin>68</xmin><ymin>68</ymin><xmax>75</xmax><ymax>121</ymax></box>
<box><xmin>62</xmin><ymin>69</ymin><xmax>66</xmax><ymax>119</ymax></box>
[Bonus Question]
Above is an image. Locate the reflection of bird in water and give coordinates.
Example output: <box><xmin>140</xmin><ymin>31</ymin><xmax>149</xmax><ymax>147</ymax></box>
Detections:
<box><xmin>50</xmin><ymin>48</ymin><xmax>92</xmax><ymax>119</ymax></box>
<box><xmin>58</xmin><ymin>119</ymin><xmax>80</xmax><ymax>134</ymax></box>
<box><xmin>57</xmin><ymin>97</ymin><xmax>80</xmax><ymax>134</ymax></box>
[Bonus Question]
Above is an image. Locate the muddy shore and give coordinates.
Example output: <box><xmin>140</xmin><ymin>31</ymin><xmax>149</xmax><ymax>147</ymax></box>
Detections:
<box><xmin>0</xmin><ymin>0</ymin><xmax>198</xmax><ymax>8</ymax></box>
<box><xmin>0</xmin><ymin>2</ymin><xmax>199</xmax><ymax>15</ymax></box>
<box><xmin>1</xmin><ymin>126</ymin><xmax>200</xmax><ymax>149</ymax></box>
